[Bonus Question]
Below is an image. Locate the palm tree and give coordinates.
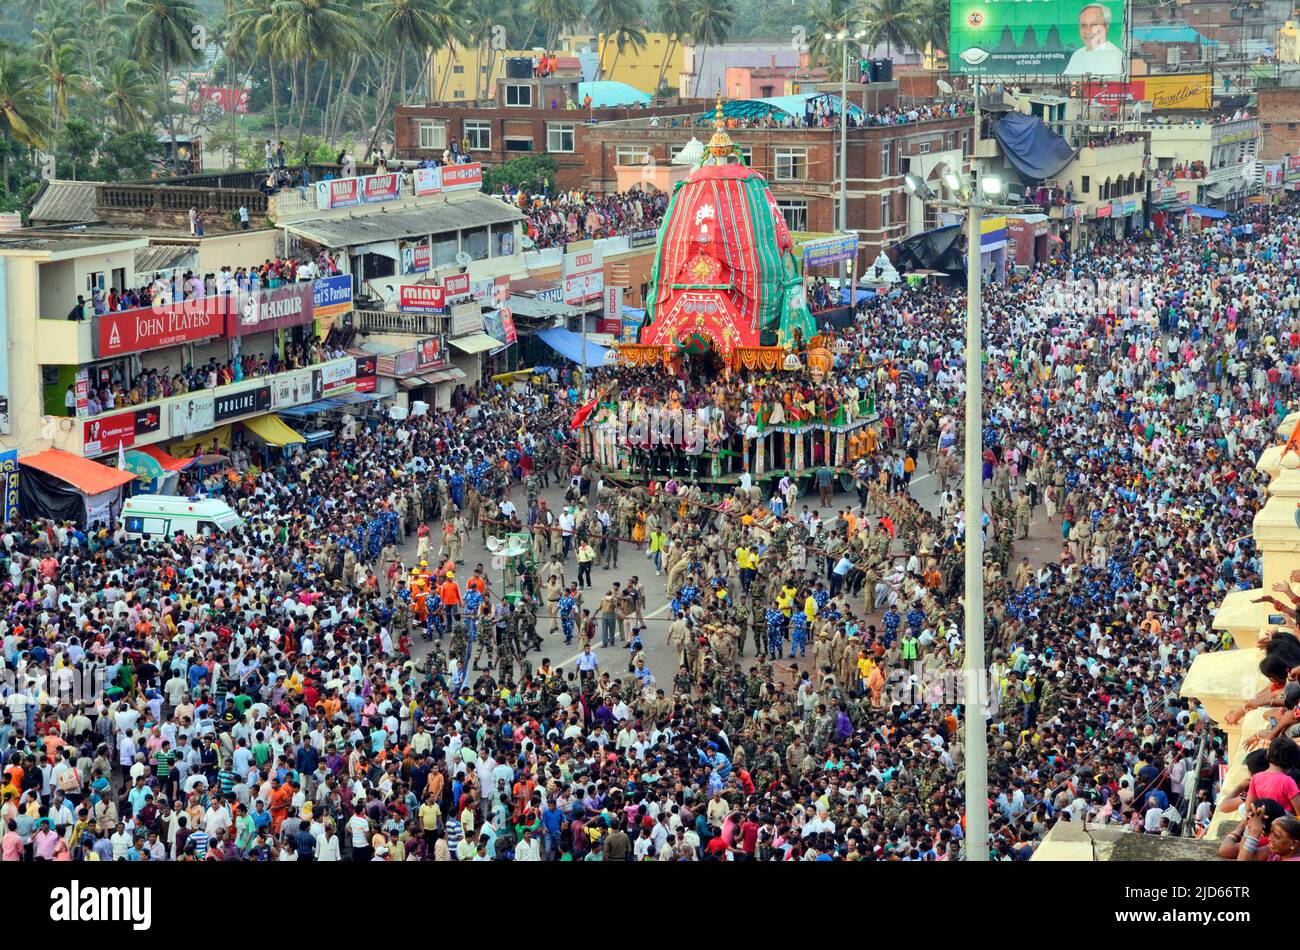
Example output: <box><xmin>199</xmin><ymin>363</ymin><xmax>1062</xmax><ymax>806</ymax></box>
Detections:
<box><xmin>652</xmin><ymin>0</ymin><xmax>690</xmax><ymax>95</ymax></box>
<box><xmin>913</xmin><ymin>0</ymin><xmax>949</xmax><ymax>61</ymax></box>
<box><xmin>367</xmin><ymin>0</ymin><xmax>450</xmax><ymax>103</ymax></box>
<box><xmin>858</xmin><ymin>0</ymin><xmax>917</xmax><ymax>59</ymax></box>
<box><xmin>99</xmin><ymin>60</ymin><xmax>154</xmax><ymax>130</ymax></box>
<box><xmin>124</xmin><ymin>0</ymin><xmax>204</xmax><ymax>175</ymax></box>
<box><xmin>267</xmin><ymin>0</ymin><xmax>359</xmax><ymax>147</ymax></box>
<box><xmin>592</xmin><ymin>0</ymin><xmax>645</xmax><ymax>78</ymax></box>
<box><xmin>530</xmin><ymin>0</ymin><xmax>583</xmax><ymax>56</ymax></box>
<box><xmin>806</xmin><ymin>0</ymin><xmax>853</xmax><ymax>79</ymax></box>
<box><xmin>0</xmin><ymin>52</ymin><xmax>52</xmax><ymax>194</ymax></box>
<box><xmin>687</xmin><ymin>0</ymin><xmax>734</xmax><ymax>96</ymax></box>
<box><xmin>231</xmin><ymin>0</ymin><xmax>282</xmax><ymax>139</ymax></box>
<box><xmin>41</xmin><ymin>44</ymin><xmax>88</xmax><ymax>141</ymax></box>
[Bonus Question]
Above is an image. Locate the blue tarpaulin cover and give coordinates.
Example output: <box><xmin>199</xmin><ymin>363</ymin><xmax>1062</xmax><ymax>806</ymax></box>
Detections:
<box><xmin>992</xmin><ymin>112</ymin><xmax>1078</xmax><ymax>182</ymax></box>
<box><xmin>536</xmin><ymin>326</ymin><xmax>612</xmax><ymax>366</ymax></box>
<box><xmin>1189</xmin><ymin>205</ymin><xmax>1228</xmax><ymax>220</ymax></box>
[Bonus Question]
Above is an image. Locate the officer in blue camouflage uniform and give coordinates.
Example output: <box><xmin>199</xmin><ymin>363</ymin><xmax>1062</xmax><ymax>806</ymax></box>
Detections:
<box><xmin>790</xmin><ymin>606</ymin><xmax>809</xmax><ymax>659</ymax></box>
<box><xmin>765</xmin><ymin>605</ymin><xmax>785</xmax><ymax>660</ymax></box>
<box><xmin>558</xmin><ymin>584</ymin><xmax>578</xmax><ymax>644</ymax></box>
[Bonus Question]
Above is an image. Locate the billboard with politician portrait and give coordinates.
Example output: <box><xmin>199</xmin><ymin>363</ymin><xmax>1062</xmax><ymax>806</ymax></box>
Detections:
<box><xmin>949</xmin><ymin>0</ymin><xmax>1127</xmax><ymax>77</ymax></box>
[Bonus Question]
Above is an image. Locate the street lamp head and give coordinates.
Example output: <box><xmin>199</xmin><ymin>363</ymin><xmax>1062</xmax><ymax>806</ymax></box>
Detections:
<box><xmin>981</xmin><ymin>176</ymin><xmax>1003</xmax><ymax>196</ymax></box>
<box><xmin>836</xmin><ymin>29</ymin><xmax>848</xmax><ymax>39</ymax></box>
<box><xmin>854</xmin><ymin>30</ymin><xmax>867</xmax><ymax>38</ymax></box>
<box><xmin>903</xmin><ymin>172</ymin><xmax>934</xmax><ymax>200</ymax></box>
<box><xmin>825</xmin><ymin>32</ymin><xmax>835</xmax><ymax>40</ymax></box>
<box><xmin>943</xmin><ymin>171</ymin><xmax>963</xmax><ymax>194</ymax></box>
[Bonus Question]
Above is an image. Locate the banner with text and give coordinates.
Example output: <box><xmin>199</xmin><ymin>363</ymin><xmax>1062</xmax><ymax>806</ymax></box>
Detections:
<box><xmin>949</xmin><ymin>0</ymin><xmax>1127</xmax><ymax>77</ymax></box>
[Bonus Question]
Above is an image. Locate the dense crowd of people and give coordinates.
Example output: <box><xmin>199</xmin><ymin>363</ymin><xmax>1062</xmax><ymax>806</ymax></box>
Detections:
<box><xmin>4</xmin><ymin>188</ymin><xmax>1300</xmax><ymax>863</ymax></box>
<box><xmin>502</xmin><ymin>188</ymin><xmax>669</xmax><ymax>250</ymax></box>
<box><xmin>683</xmin><ymin>98</ymin><xmax>970</xmax><ymax>132</ymax></box>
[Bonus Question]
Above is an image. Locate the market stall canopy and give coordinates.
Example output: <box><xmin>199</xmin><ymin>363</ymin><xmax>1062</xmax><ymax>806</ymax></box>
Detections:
<box><xmin>895</xmin><ymin>225</ymin><xmax>966</xmax><ymax>274</ymax></box>
<box><xmin>1189</xmin><ymin>205</ymin><xmax>1229</xmax><ymax>219</ymax></box>
<box><xmin>124</xmin><ymin>445</ymin><xmax>194</xmax><ymax>483</ymax></box>
<box><xmin>536</xmin><ymin>326</ymin><xmax>614</xmax><ymax>366</ymax></box>
<box><xmin>243</xmin><ymin>414</ymin><xmax>306</xmax><ymax>447</ymax></box>
<box><xmin>695</xmin><ymin>93</ymin><xmax>864</xmax><ymax>126</ymax></box>
<box><xmin>18</xmin><ymin>448</ymin><xmax>138</xmax><ymax>527</ymax></box>
<box><xmin>18</xmin><ymin>449</ymin><xmax>137</xmax><ymax>494</ymax></box>
<box><xmin>169</xmin><ymin>424</ymin><xmax>233</xmax><ymax>457</ymax></box>
<box><xmin>992</xmin><ymin>112</ymin><xmax>1077</xmax><ymax>183</ymax></box>
<box><xmin>578</xmin><ymin>80</ymin><xmax>650</xmax><ymax>108</ymax></box>
<box><xmin>449</xmin><ymin>332</ymin><xmax>505</xmax><ymax>355</ymax></box>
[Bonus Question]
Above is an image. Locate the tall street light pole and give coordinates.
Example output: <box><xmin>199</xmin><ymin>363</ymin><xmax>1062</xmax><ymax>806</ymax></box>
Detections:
<box><xmin>830</xmin><ymin>29</ymin><xmax>865</xmax><ymax>290</ymax></box>
<box><xmin>961</xmin><ymin>168</ymin><xmax>987</xmax><ymax>863</ymax></box>
<box><xmin>906</xmin><ymin>153</ymin><xmax>1033</xmax><ymax>863</ymax></box>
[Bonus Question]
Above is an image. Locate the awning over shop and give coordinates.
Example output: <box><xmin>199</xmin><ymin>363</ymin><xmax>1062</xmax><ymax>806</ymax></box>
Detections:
<box><xmin>18</xmin><ymin>449</ymin><xmax>137</xmax><ymax>494</ymax></box>
<box><xmin>1189</xmin><ymin>204</ymin><xmax>1229</xmax><ymax>219</ymax></box>
<box><xmin>123</xmin><ymin>445</ymin><xmax>194</xmax><ymax>483</ymax></box>
<box><xmin>449</xmin><ymin>332</ymin><xmax>505</xmax><ymax>355</ymax></box>
<box><xmin>169</xmin><ymin>424</ymin><xmax>233</xmax><ymax>457</ymax></box>
<box><xmin>129</xmin><ymin>444</ymin><xmax>195</xmax><ymax>471</ymax></box>
<box><xmin>243</xmin><ymin>414</ymin><xmax>306</xmax><ymax>447</ymax></box>
<box><xmin>507</xmin><ymin>295</ymin><xmax>576</xmax><ymax>320</ymax></box>
<box><xmin>536</xmin><ymin>326</ymin><xmax>613</xmax><ymax>366</ymax></box>
<box><xmin>399</xmin><ymin>368</ymin><xmax>468</xmax><ymax>388</ymax></box>
<box><xmin>275</xmin><ymin>393</ymin><xmax>383</xmax><ymax>418</ymax></box>
<box><xmin>17</xmin><ymin>449</ymin><xmax>138</xmax><ymax>529</ymax></box>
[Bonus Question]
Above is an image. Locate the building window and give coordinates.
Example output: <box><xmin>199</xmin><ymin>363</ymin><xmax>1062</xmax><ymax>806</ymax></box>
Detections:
<box><xmin>1081</xmin><ymin>175</ymin><xmax>1090</xmax><ymax>194</ymax></box>
<box><xmin>453</xmin><ymin>90</ymin><xmax>465</xmax><ymax>99</ymax></box>
<box><xmin>453</xmin><ymin>65</ymin><xmax>464</xmax><ymax>74</ymax></box>
<box><xmin>464</xmin><ymin>120</ymin><xmax>491</xmax><ymax>151</ymax></box>
<box><xmin>760</xmin><ymin>85</ymin><xmax>774</xmax><ymax>97</ymax></box>
<box><xmin>962</xmin><ymin>130</ymin><xmax>970</xmax><ymax>154</ymax></box>
<box><xmin>418</xmin><ymin>121</ymin><xmax>446</xmax><ymax>151</ymax></box>
<box><xmin>776</xmin><ymin>199</ymin><xmax>807</xmax><ymax>231</ymax></box>
<box><xmin>880</xmin><ymin>194</ymin><xmax>890</xmax><ymax>228</ymax></box>
<box><xmin>504</xmin><ymin>137</ymin><xmax>534</xmax><ymax>152</ymax></box>
<box><xmin>917</xmin><ymin>142</ymin><xmax>931</xmax><ymax>154</ymax></box>
<box><xmin>463</xmin><ymin>226</ymin><xmax>490</xmax><ymax>261</ymax></box>
<box><xmin>433</xmin><ymin>232</ymin><xmax>459</xmax><ymax>267</ymax></box>
<box><xmin>547</xmin><ymin>123</ymin><xmax>576</xmax><ymax>153</ymax></box>
<box><xmin>774</xmin><ymin>147</ymin><xmax>807</xmax><ymax>181</ymax></box>
<box><xmin>504</xmin><ymin>84</ymin><xmax>532</xmax><ymax>107</ymax></box>
<box><xmin>616</xmin><ymin>145</ymin><xmax>652</xmax><ymax>166</ymax></box>
<box><xmin>880</xmin><ymin>145</ymin><xmax>891</xmax><ymax>177</ymax></box>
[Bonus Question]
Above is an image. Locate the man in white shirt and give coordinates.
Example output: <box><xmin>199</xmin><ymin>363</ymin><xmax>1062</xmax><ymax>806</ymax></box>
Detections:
<box><xmin>515</xmin><ymin>827</ymin><xmax>541</xmax><ymax>860</ymax></box>
<box><xmin>1064</xmin><ymin>3</ymin><xmax>1123</xmax><ymax>76</ymax></box>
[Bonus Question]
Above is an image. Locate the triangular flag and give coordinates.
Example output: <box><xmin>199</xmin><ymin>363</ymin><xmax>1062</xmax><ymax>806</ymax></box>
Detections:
<box><xmin>570</xmin><ymin>398</ymin><xmax>599</xmax><ymax>430</ymax></box>
<box><xmin>1284</xmin><ymin>416</ymin><xmax>1300</xmax><ymax>459</ymax></box>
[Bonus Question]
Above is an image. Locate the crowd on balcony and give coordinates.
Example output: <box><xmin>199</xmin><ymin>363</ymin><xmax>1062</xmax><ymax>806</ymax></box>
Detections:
<box><xmin>1173</xmin><ymin>160</ymin><xmax>1209</xmax><ymax>180</ymax></box>
<box><xmin>74</xmin><ymin>339</ymin><xmax>349</xmax><ymax>417</ymax></box>
<box><xmin>66</xmin><ymin>252</ymin><xmax>345</xmax><ymax>321</ymax></box>
<box><xmin>498</xmin><ymin>187</ymin><xmax>670</xmax><ymax>250</ymax></box>
<box><xmin>680</xmin><ymin>98</ymin><xmax>970</xmax><ymax>132</ymax></box>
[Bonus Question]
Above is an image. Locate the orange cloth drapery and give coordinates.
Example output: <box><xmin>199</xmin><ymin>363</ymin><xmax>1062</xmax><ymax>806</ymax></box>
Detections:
<box><xmin>615</xmin><ymin>344</ymin><xmax>670</xmax><ymax>367</ymax></box>
<box><xmin>729</xmin><ymin>346</ymin><xmax>790</xmax><ymax>372</ymax></box>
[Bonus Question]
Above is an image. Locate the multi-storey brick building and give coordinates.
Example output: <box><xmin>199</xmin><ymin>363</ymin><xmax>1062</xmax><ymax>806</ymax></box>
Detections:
<box><xmin>580</xmin><ymin>83</ymin><xmax>974</xmax><ymax>267</ymax></box>
<box><xmin>393</xmin><ymin>75</ymin><xmax>701</xmax><ymax>190</ymax></box>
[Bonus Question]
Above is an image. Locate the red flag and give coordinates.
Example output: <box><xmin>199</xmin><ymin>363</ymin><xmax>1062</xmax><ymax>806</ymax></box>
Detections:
<box><xmin>570</xmin><ymin>398</ymin><xmax>598</xmax><ymax>430</ymax></box>
<box><xmin>1284</xmin><ymin>416</ymin><xmax>1300</xmax><ymax>460</ymax></box>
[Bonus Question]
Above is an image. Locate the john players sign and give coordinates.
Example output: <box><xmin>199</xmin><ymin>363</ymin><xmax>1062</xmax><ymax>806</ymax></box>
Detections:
<box><xmin>96</xmin><ymin>297</ymin><xmax>225</xmax><ymax>358</ymax></box>
<box><xmin>214</xmin><ymin>384</ymin><xmax>272</xmax><ymax>421</ymax></box>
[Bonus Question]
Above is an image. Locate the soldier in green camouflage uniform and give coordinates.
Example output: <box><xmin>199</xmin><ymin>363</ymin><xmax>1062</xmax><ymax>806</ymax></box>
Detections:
<box><xmin>450</xmin><ymin>619</ymin><xmax>469</xmax><ymax>673</ymax></box>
